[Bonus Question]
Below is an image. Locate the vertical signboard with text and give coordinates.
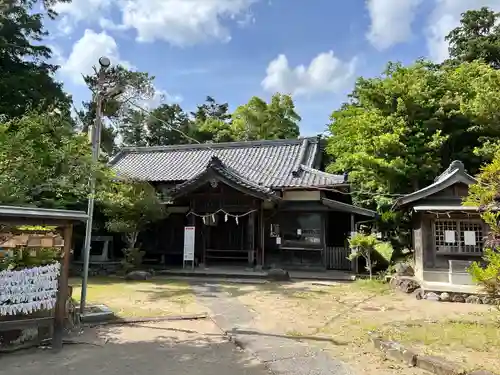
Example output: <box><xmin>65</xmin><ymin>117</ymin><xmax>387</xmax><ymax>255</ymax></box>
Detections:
<box><xmin>183</xmin><ymin>226</ymin><xmax>195</xmax><ymax>269</ymax></box>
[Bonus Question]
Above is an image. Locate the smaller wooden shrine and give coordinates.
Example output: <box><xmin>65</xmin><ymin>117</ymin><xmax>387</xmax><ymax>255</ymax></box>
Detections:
<box><xmin>0</xmin><ymin>205</ymin><xmax>87</xmax><ymax>351</ymax></box>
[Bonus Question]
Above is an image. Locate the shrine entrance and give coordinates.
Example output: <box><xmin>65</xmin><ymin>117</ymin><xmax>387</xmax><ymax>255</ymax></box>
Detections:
<box><xmin>194</xmin><ymin>211</ymin><xmax>254</xmax><ymax>266</ymax></box>
<box><xmin>163</xmin><ymin>155</ymin><xmax>277</xmax><ymax>268</ymax></box>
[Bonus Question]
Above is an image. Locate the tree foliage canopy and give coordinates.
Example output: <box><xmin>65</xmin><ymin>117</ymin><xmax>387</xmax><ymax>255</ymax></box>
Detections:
<box><xmin>326</xmin><ymin>60</ymin><xmax>500</xmax><ymax>208</ymax></box>
<box><xmin>117</xmin><ymin>93</ymin><xmax>301</xmax><ymax>147</ymax></box>
<box><xmin>97</xmin><ymin>180</ymin><xmax>165</xmax><ymax>249</ymax></box>
<box><xmin>0</xmin><ymin>0</ymin><xmax>72</xmax><ymax>120</ymax></box>
<box><xmin>446</xmin><ymin>7</ymin><xmax>500</xmax><ymax>69</ymax></box>
<box><xmin>231</xmin><ymin>94</ymin><xmax>300</xmax><ymax>141</ymax></box>
<box><xmin>0</xmin><ymin>112</ymin><xmax>100</xmax><ymax>208</ymax></box>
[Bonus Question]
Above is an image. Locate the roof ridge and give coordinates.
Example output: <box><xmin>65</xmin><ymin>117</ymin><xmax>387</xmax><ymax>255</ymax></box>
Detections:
<box><xmin>116</xmin><ymin>137</ymin><xmax>320</xmax><ymax>154</ymax></box>
<box><xmin>299</xmin><ymin>164</ymin><xmax>344</xmax><ymax>178</ymax></box>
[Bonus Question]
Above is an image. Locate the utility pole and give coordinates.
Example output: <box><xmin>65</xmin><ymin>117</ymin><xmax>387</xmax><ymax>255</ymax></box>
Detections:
<box><xmin>80</xmin><ymin>57</ymin><xmax>111</xmax><ymax>314</ymax></box>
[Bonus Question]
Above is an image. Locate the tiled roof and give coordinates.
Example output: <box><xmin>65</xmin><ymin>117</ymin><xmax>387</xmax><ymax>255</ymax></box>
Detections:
<box><xmin>393</xmin><ymin>160</ymin><xmax>477</xmax><ymax>208</ymax></box>
<box><xmin>168</xmin><ymin>155</ymin><xmax>278</xmax><ymax>200</ymax></box>
<box><xmin>110</xmin><ymin>137</ymin><xmax>345</xmax><ymax>189</ymax></box>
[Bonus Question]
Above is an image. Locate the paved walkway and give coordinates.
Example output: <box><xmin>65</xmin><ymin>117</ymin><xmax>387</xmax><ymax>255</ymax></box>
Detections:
<box><xmin>192</xmin><ymin>282</ymin><xmax>355</xmax><ymax>375</ymax></box>
<box><xmin>0</xmin><ymin>320</ymin><xmax>271</xmax><ymax>375</ymax></box>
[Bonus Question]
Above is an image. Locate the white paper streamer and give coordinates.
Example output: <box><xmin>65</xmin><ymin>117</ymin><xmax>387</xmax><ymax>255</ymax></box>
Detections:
<box><xmin>0</xmin><ymin>263</ymin><xmax>60</xmax><ymax>316</ymax></box>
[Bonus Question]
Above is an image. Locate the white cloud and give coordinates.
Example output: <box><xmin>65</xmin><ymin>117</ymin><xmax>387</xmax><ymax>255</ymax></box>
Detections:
<box><xmin>54</xmin><ymin>0</ymin><xmax>257</xmax><ymax>46</ymax></box>
<box><xmin>59</xmin><ymin>30</ymin><xmax>182</xmax><ymax>109</ymax></box>
<box><xmin>426</xmin><ymin>0</ymin><xmax>500</xmax><ymax>62</ymax></box>
<box><xmin>54</xmin><ymin>0</ymin><xmax>113</xmax><ymax>34</ymax></box>
<box><xmin>141</xmin><ymin>88</ymin><xmax>184</xmax><ymax>109</ymax></box>
<box><xmin>366</xmin><ymin>0</ymin><xmax>422</xmax><ymax>50</ymax></box>
<box><xmin>59</xmin><ymin>29</ymin><xmax>129</xmax><ymax>85</ymax></box>
<box><xmin>261</xmin><ymin>52</ymin><xmax>357</xmax><ymax>97</ymax></box>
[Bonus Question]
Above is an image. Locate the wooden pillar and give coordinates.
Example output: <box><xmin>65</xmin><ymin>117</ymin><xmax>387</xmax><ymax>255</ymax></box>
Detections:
<box><xmin>322</xmin><ymin>213</ymin><xmax>327</xmax><ymax>269</ymax></box>
<box><xmin>247</xmin><ymin>211</ymin><xmax>255</xmax><ymax>266</ymax></box>
<box><xmin>350</xmin><ymin>214</ymin><xmax>358</xmax><ymax>273</ymax></box>
<box><xmin>260</xmin><ymin>204</ymin><xmax>265</xmax><ymax>267</ymax></box>
<box><xmin>53</xmin><ymin>223</ymin><xmax>72</xmax><ymax>351</ymax></box>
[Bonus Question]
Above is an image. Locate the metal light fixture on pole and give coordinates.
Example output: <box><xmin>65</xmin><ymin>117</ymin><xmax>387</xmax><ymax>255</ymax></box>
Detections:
<box><xmin>80</xmin><ymin>56</ymin><xmax>111</xmax><ymax>314</ymax></box>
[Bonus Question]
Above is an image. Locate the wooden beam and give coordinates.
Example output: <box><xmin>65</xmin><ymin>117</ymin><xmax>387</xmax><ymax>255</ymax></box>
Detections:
<box><xmin>52</xmin><ymin>223</ymin><xmax>72</xmax><ymax>351</ymax></box>
<box><xmin>0</xmin><ymin>317</ymin><xmax>53</xmax><ymax>331</ymax></box>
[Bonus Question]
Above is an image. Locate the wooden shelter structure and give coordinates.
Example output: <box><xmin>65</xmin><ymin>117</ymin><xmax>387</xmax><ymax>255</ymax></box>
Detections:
<box><xmin>393</xmin><ymin>161</ymin><xmax>486</xmax><ymax>290</ymax></box>
<box><xmin>0</xmin><ymin>205</ymin><xmax>87</xmax><ymax>351</ymax></box>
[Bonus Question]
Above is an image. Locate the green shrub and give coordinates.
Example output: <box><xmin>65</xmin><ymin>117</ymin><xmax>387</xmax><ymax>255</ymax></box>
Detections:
<box><xmin>121</xmin><ymin>247</ymin><xmax>145</xmax><ymax>273</ymax></box>
<box><xmin>349</xmin><ymin>233</ymin><xmax>394</xmax><ymax>279</ymax></box>
<box><xmin>468</xmin><ymin>248</ymin><xmax>500</xmax><ymax>297</ymax></box>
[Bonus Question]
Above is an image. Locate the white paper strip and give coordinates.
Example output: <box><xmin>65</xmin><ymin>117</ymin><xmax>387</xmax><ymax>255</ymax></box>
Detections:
<box><xmin>445</xmin><ymin>230</ymin><xmax>456</xmax><ymax>243</ymax></box>
<box><xmin>0</xmin><ymin>263</ymin><xmax>60</xmax><ymax>316</ymax></box>
<box><xmin>464</xmin><ymin>231</ymin><xmax>476</xmax><ymax>246</ymax></box>
<box><xmin>276</xmin><ymin>237</ymin><xmax>281</xmax><ymax>245</ymax></box>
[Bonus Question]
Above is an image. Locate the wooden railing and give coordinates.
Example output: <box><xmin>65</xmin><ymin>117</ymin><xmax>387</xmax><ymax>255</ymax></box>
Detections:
<box><xmin>325</xmin><ymin>246</ymin><xmax>352</xmax><ymax>271</ymax></box>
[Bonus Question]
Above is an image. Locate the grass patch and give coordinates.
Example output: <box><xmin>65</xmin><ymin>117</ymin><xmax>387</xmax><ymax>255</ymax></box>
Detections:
<box><xmin>70</xmin><ymin>277</ymin><xmax>201</xmax><ymax>318</ymax></box>
<box><xmin>286</xmin><ymin>329</ymin><xmax>306</xmax><ymax>337</ymax></box>
<box><xmin>378</xmin><ymin>318</ymin><xmax>500</xmax><ymax>352</ymax></box>
<box><xmin>351</xmin><ymin>279</ymin><xmax>391</xmax><ymax>294</ymax></box>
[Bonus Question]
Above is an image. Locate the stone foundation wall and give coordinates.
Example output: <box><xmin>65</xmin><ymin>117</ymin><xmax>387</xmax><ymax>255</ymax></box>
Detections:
<box><xmin>390</xmin><ymin>275</ymin><xmax>500</xmax><ymax>306</ymax></box>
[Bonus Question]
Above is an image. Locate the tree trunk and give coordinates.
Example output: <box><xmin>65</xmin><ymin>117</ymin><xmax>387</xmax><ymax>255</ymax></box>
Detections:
<box><xmin>124</xmin><ymin>231</ymin><xmax>139</xmax><ymax>249</ymax></box>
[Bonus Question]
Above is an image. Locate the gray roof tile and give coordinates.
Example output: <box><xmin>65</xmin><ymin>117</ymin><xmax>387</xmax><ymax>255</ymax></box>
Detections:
<box><xmin>393</xmin><ymin>160</ymin><xmax>477</xmax><ymax>208</ymax></box>
<box><xmin>110</xmin><ymin>137</ymin><xmax>345</xmax><ymax>188</ymax></box>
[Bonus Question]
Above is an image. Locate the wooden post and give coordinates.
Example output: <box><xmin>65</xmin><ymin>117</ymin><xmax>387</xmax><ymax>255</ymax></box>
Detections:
<box><xmin>53</xmin><ymin>223</ymin><xmax>72</xmax><ymax>351</ymax></box>
<box><xmin>247</xmin><ymin>211</ymin><xmax>255</xmax><ymax>266</ymax></box>
<box><xmin>322</xmin><ymin>213</ymin><xmax>327</xmax><ymax>269</ymax></box>
<box><xmin>260</xmin><ymin>204</ymin><xmax>265</xmax><ymax>267</ymax></box>
<box><xmin>350</xmin><ymin>214</ymin><xmax>358</xmax><ymax>273</ymax></box>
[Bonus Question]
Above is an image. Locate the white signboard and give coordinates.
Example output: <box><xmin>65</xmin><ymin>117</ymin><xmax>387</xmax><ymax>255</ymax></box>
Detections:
<box><xmin>445</xmin><ymin>230</ymin><xmax>456</xmax><ymax>243</ymax></box>
<box><xmin>276</xmin><ymin>236</ymin><xmax>281</xmax><ymax>245</ymax></box>
<box><xmin>464</xmin><ymin>231</ymin><xmax>476</xmax><ymax>246</ymax></box>
<box><xmin>183</xmin><ymin>226</ymin><xmax>195</xmax><ymax>261</ymax></box>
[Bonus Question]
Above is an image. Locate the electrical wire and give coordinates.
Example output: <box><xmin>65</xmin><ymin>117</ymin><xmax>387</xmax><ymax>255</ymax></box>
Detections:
<box><xmin>126</xmin><ymin>100</ymin><xmax>403</xmax><ymax>199</ymax></box>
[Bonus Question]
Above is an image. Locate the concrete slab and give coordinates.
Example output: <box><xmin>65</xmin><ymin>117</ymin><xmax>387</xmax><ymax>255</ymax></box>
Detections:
<box><xmin>420</xmin><ymin>281</ymin><xmax>484</xmax><ymax>295</ymax></box>
<box><xmin>158</xmin><ymin>267</ymin><xmax>355</xmax><ymax>282</ymax></box>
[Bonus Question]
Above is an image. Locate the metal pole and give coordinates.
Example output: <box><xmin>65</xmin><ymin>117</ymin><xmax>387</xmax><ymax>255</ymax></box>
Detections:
<box><xmin>80</xmin><ymin>63</ymin><xmax>107</xmax><ymax>313</ymax></box>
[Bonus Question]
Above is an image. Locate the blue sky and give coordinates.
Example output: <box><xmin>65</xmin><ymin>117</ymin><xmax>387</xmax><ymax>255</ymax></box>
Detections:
<box><xmin>46</xmin><ymin>0</ymin><xmax>500</xmax><ymax>136</ymax></box>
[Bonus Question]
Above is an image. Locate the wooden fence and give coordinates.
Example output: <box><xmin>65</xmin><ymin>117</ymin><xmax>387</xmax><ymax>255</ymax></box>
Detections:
<box><xmin>325</xmin><ymin>246</ymin><xmax>352</xmax><ymax>271</ymax></box>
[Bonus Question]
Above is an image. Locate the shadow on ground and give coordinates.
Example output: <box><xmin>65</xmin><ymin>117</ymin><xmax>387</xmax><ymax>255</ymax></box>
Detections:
<box><xmin>0</xmin><ymin>321</ymin><xmax>269</xmax><ymax>375</ymax></box>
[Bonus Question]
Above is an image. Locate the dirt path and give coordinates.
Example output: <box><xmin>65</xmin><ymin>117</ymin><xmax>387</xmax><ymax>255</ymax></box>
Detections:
<box><xmin>192</xmin><ymin>282</ymin><xmax>356</xmax><ymax>375</ymax></box>
<box><xmin>0</xmin><ymin>320</ymin><xmax>270</xmax><ymax>375</ymax></box>
<box><xmin>218</xmin><ymin>280</ymin><xmax>496</xmax><ymax>375</ymax></box>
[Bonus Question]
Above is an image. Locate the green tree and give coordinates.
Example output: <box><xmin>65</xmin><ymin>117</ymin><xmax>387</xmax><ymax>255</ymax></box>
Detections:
<box><xmin>191</xmin><ymin>96</ymin><xmax>231</xmax><ymax>123</ymax></box>
<box><xmin>326</xmin><ymin>60</ymin><xmax>500</xmax><ymax>208</ymax></box>
<box><xmin>119</xmin><ymin>109</ymin><xmax>149</xmax><ymax>147</ymax></box>
<box><xmin>146</xmin><ymin>104</ymin><xmax>194</xmax><ymax>146</ymax></box>
<box><xmin>231</xmin><ymin>93</ymin><xmax>301</xmax><ymax>140</ymax></box>
<box><xmin>191</xmin><ymin>96</ymin><xmax>234</xmax><ymax>143</ymax></box>
<box><xmin>0</xmin><ymin>0</ymin><xmax>72</xmax><ymax>119</ymax></box>
<box><xmin>77</xmin><ymin>65</ymin><xmax>155</xmax><ymax>154</ymax></box>
<box><xmin>98</xmin><ymin>180</ymin><xmax>165</xmax><ymax>251</ymax></box>
<box><xmin>446</xmin><ymin>7</ymin><xmax>500</xmax><ymax>69</ymax></box>
<box><xmin>0</xmin><ymin>111</ymin><xmax>102</xmax><ymax>208</ymax></box>
<box><xmin>464</xmin><ymin>151</ymin><xmax>500</xmax><ymax>300</ymax></box>
<box><xmin>118</xmin><ymin>104</ymin><xmax>194</xmax><ymax>147</ymax></box>
<box><xmin>445</xmin><ymin>7</ymin><xmax>500</xmax><ymax>159</ymax></box>
<box><xmin>197</xmin><ymin>118</ymin><xmax>235</xmax><ymax>143</ymax></box>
